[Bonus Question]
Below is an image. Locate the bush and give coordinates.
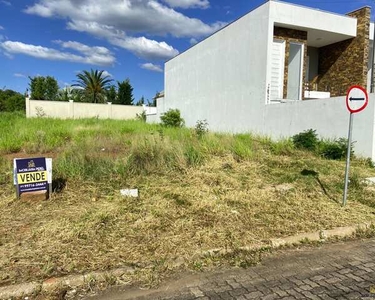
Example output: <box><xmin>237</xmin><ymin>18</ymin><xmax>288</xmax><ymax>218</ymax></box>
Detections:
<box><xmin>0</xmin><ymin>89</ymin><xmax>25</xmax><ymax>112</ymax></box>
<box><xmin>160</xmin><ymin>109</ymin><xmax>184</xmax><ymax>127</ymax></box>
<box><xmin>136</xmin><ymin>111</ymin><xmax>146</xmax><ymax>122</ymax></box>
<box><xmin>195</xmin><ymin>119</ymin><xmax>208</xmax><ymax>138</ymax></box>
<box><xmin>292</xmin><ymin>129</ymin><xmax>353</xmax><ymax>161</ymax></box>
<box><xmin>319</xmin><ymin>138</ymin><xmax>353</xmax><ymax>160</ymax></box>
<box><xmin>292</xmin><ymin>129</ymin><xmax>318</xmax><ymax>151</ymax></box>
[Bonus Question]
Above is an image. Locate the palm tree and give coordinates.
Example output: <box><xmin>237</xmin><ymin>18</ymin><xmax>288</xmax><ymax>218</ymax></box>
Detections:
<box><xmin>73</xmin><ymin>69</ymin><xmax>113</xmax><ymax>103</ymax></box>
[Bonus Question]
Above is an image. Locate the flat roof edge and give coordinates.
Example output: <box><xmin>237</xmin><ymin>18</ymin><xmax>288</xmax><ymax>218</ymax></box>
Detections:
<box><xmin>346</xmin><ymin>6</ymin><xmax>371</xmax><ymax>15</ymax></box>
<box><xmin>270</xmin><ymin>0</ymin><xmax>356</xmax><ymax>20</ymax></box>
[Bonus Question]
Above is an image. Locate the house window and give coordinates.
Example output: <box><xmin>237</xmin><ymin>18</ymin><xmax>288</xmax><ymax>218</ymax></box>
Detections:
<box><xmin>269</xmin><ymin>39</ymin><xmax>286</xmax><ymax>102</ymax></box>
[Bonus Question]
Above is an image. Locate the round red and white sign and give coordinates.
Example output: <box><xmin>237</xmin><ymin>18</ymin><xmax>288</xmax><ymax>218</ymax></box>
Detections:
<box><xmin>346</xmin><ymin>85</ymin><xmax>368</xmax><ymax>114</ymax></box>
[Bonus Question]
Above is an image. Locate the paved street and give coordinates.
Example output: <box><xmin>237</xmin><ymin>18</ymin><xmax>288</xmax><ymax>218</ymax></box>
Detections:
<box><xmin>89</xmin><ymin>239</ymin><xmax>375</xmax><ymax>300</ymax></box>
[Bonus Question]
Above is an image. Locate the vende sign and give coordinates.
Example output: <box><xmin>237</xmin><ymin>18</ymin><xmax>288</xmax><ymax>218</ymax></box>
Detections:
<box><xmin>13</xmin><ymin>157</ymin><xmax>52</xmax><ymax>198</ymax></box>
<box><xmin>346</xmin><ymin>85</ymin><xmax>368</xmax><ymax>114</ymax></box>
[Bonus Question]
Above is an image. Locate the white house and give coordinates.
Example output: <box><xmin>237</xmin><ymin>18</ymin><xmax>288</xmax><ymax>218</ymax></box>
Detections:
<box><xmin>148</xmin><ymin>0</ymin><xmax>375</xmax><ymax>160</ymax></box>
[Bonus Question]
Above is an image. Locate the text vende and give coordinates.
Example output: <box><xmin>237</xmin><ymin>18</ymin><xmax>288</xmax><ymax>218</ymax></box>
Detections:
<box><xmin>17</xmin><ymin>171</ymin><xmax>47</xmax><ymax>184</ymax></box>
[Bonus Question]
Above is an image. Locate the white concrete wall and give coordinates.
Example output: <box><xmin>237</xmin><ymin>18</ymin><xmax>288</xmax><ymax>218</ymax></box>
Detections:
<box><xmin>73</xmin><ymin>102</ymin><xmax>109</xmax><ymax>119</ymax></box>
<box><xmin>27</xmin><ymin>98</ymin><xmax>143</xmax><ymax>120</ymax></box>
<box><xmin>144</xmin><ymin>105</ymin><xmax>157</xmax><ymax>115</ymax></box>
<box><xmin>146</xmin><ymin>97</ymin><xmax>164</xmax><ymax>123</ymax></box>
<box><xmin>111</xmin><ymin>104</ymin><xmax>144</xmax><ymax>120</ymax></box>
<box><xmin>263</xmin><ymin>95</ymin><xmax>375</xmax><ymax>159</ymax></box>
<box><xmin>28</xmin><ymin>99</ymin><xmax>72</xmax><ymax>119</ymax></box>
<box><xmin>146</xmin><ymin>114</ymin><xmax>159</xmax><ymax>123</ymax></box>
<box><xmin>164</xmin><ymin>1</ymin><xmax>271</xmax><ymax>132</ymax></box>
<box><xmin>269</xmin><ymin>1</ymin><xmax>356</xmax><ymax>38</ymax></box>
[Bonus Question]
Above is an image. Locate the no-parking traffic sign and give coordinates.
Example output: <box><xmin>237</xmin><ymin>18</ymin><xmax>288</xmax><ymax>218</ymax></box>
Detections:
<box><xmin>346</xmin><ymin>85</ymin><xmax>368</xmax><ymax>114</ymax></box>
<box><xmin>343</xmin><ymin>85</ymin><xmax>369</xmax><ymax>206</ymax></box>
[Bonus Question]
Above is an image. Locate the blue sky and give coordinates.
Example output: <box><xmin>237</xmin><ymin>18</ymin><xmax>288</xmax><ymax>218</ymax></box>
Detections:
<box><xmin>0</xmin><ymin>0</ymin><xmax>374</xmax><ymax>102</ymax></box>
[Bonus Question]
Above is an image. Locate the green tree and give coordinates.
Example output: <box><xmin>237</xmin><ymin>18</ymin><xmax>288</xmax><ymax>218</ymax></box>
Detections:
<box><xmin>56</xmin><ymin>88</ymin><xmax>70</xmax><ymax>102</ymax></box>
<box><xmin>73</xmin><ymin>69</ymin><xmax>113</xmax><ymax>103</ymax></box>
<box><xmin>107</xmin><ymin>85</ymin><xmax>117</xmax><ymax>103</ymax></box>
<box><xmin>56</xmin><ymin>86</ymin><xmax>82</xmax><ymax>102</ymax></box>
<box><xmin>29</xmin><ymin>76</ymin><xmax>46</xmax><ymax>100</ymax></box>
<box><xmin>136</xmin><ymin>96</ymin><xmax>145</xmax><ymax>106</ymax></box>
<box><xmin>5</xmin><ymin>94</ymin><xmax>25</xmax><ymax>111</ymax></box>
<box><xmin>45</xmin><ymin>76</ymin><xmax>59</xmax><ymax>101</ymax></box>
<box><xmin>117</xmin><ymin>79</ymin><xmax>134</xmax><ymax>105</ymax></box>
<box><xmin>29</xmin><ymin>76</ymin><xmax>59</xmax><ymax>100</ymax></box>
<box><xmin>151</xmin><ymin>92</ymin><xmax>160</xmax><ymax>107</ymax></box>
<box><xmin>0</xmin><ymin>89</ymin><xmax>25</xmax><ymax>112</ymax></box>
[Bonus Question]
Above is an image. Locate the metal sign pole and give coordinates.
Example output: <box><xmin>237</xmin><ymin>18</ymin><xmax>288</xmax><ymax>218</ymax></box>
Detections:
<box><xmin>343</xmin><ymin>112</ymin><xmax>354</xmax><ymax>206</ymax></box>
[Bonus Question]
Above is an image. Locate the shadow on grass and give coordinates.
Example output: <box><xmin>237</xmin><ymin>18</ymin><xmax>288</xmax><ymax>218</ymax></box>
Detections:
<box><xmin>301</xmin><ymin>169</ymin><xmax>339</xmax><ymax>204</ymax></box>
<box><xmin>52</xmin><ymin>177</ymin><xmax>67</xmax><ymax>193</ymax></box>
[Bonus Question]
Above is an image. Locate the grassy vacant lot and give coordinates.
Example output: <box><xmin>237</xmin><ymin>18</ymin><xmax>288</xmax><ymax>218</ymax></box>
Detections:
<box><xmin>1</xmin><ymin>112</ymin><xmax>375</xmax><ymax>287</ymax></box>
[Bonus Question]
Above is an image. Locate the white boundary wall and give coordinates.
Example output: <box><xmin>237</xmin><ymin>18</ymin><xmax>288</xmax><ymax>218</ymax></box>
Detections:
<box><xmin>263</xmin><ymin>96</ymin><xmax>375</xmax><ymax>159</ymax></box>
<box><xmin>149</xmin><ymin>95</ymin><xmax>375</xmax><ymax>160</ymax></box>
<box><xmin>26</xmin><ymin>98</ymin><xmax>144</xmax><ymax>120</ymax></box>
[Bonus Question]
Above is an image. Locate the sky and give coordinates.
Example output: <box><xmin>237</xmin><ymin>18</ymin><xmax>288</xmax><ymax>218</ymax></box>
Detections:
<box><xmin>0</xmin><ymin>0</ymin><xmax>375</xmax><ymax>102</ymax></box>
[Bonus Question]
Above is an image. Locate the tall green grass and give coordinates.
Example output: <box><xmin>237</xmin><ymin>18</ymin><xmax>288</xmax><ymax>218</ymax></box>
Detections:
<box><xmin>1</xmin><ymin>112</ymin><xmax>373</xmax><ymax>190</ymax></box>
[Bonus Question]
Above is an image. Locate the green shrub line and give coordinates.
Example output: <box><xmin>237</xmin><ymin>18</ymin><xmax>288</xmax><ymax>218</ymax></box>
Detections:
<box><xmin>292</xmin><ymin>129</ymin><xmax>353</xmax><ymax>160</ymax></box>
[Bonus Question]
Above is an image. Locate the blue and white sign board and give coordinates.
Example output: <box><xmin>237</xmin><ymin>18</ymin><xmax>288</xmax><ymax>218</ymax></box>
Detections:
<box><xmin>13</xmin><ymin>157</ymin><xmax>52</xmax><ymax>198</ymax></box>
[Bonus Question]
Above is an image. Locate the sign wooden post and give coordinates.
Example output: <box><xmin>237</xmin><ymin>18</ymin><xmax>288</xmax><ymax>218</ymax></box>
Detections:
<box><xmin>343</xmin><ymin>86</ymin><xmax>368</xmax><ymax>206</ymax></box>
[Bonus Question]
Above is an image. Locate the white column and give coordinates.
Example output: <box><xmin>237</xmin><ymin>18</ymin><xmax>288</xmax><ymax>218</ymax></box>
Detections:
<box><xmin>69</xmin><ymin>100</ymin><xmax>74</xmax><ymax>119</ymax></box>
<box><xmin>107</xmin><ymin>102</ymin><xmax>112</xmax><ymax>119</ymax></box>
<box><xmin>25</xmin><ymin>97</ymin><xmax>30</xmax><ymax>118</ymax></box>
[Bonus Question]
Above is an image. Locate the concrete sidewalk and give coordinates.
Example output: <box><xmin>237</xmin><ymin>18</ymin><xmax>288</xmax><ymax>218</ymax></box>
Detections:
<box><xmin>88</xmin><ymin>238</ymin><xmax>375</xmax><ymax>300</ymax></box>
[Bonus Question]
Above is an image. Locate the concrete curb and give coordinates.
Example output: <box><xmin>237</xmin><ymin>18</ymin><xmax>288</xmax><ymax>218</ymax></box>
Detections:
<box><xmin>270</xmin><ymin>223</ymin><xmax>372</xmax><ymax>247</ymax></box>
<box><xmin>196</xmin><ymin>223</ymin><xmax>373</xmax><ymax>258</ymax></box>
<box><xmin>0</xmin><ymin>267</ymin><xmax>134</xmax><ymax>300</ymax></box>
<box><xmin>0</xmin><ymin>223</ymin><xmax>373</xmax><ymax>299</ymax></box>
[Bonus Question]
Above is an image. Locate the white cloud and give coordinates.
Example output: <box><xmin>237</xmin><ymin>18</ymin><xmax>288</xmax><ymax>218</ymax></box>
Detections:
<box><xmin>111</xmin><ymin>36</ymin><xmax>179</xmax><ymax>60</ymax></box>
<box><xmin>162</xmin><ymin>0</ymin><xmax>209</xmax><ymax>9</ymax></box>
<box><xmin>68</xmin><ymin>20</ymin><xmax>179</xmax><ymax>60</ymax></box>
<box><xmin>102</xmin><ymin>70</ymin><xmax>112</xmax><ymax>78</ymax></box>
<box><xmin>141</xmin><ymin>63</ymin><xmax>163</xmax><ymax>72</ymax></box>
<box><xmin>0</xmin><ymin>26</ymin><xmax>4</xmax><ymax>30</ymax></box>
<box><xmin>24</xmin><ymin>0</ymin><xmax>223</xmax><ymax>37</ymax></box>
<box><xmin>53</xmin><ymin>40</ymin><xmax>115</xmax><ymax>65</ymax></box>
<box><xmin>190</xmin><ymin>38</ymin><xmax>198</xmax><ymax>45</ymax></box>
<box><xmin>14</xmin><ymin>73</ymin><xmax>27</xmax><ymax>78</ymax></box>
<box><xmin>0</xmin><ymin>40</ymin><xmax>116</xmax><ymax>66</ymax></box>
<box><xmin>24</xmin><ymin>0</ymin><xmax>226</xmax><ymax>59</ymax></box>
<box><xmin>1</xmin><ymin>1</ymin><xmax>11</xmax><ymax>6</ymax></box>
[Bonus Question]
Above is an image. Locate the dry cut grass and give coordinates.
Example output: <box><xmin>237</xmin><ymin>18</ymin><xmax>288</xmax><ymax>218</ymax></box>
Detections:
<box><xmin>1</xmin><ymin>113</ymin><xmax>375</xmax><ymax>287</ymax></box>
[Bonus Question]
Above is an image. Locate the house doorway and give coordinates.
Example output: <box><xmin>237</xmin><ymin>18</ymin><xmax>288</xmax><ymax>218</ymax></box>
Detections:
<box><xmin>287</xmin><ymin>42</ymin><xmax>304</xmax><ymax>100</ymax></box>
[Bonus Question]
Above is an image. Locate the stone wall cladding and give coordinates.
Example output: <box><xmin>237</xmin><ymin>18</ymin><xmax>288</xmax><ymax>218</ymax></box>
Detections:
<box><xmin>318</xmin><ymin>7</ymin><xmax>370</xmax><ymax>97</ymax></box>
<box><xmin>274</xmin><ymin>27</ymin><xmax>308</xmax><ymax>99</ymax></box>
